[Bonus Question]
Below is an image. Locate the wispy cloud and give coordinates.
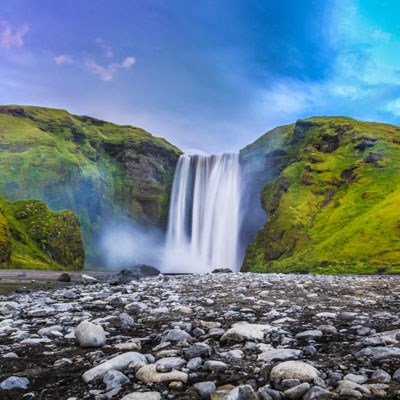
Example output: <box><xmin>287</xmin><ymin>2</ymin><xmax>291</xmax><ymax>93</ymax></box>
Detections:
<box><xmin>385</xmin><ymin>98</ymin><xmax>400</xmax><ymax>116</ymax></box>
<box><xmin>85</xmin><ymin>56</ymin><xmax>136</xmax><ymax>81</ymax></box>
<box><xmin>0</xmin><ymin>21</ymin><xmax>28</xmax><ymax>49</ymax></box>
<box><xmin>95</xmin><ymin>38</ymin><xmax>113</xmax><ymax>58</ymax></box>
<box><xmin>372</xmin><ymin>29</ymin><xmax>392</xmax><ymax>41</ymax></box>
<box><xmin>54</xmin><ymin>54</ymin><xmax>73</xmax><ymax>65</ymax></box>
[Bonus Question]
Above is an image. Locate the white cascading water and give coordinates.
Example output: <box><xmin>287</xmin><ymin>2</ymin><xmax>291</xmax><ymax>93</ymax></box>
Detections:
<box><xmin>164</xmin><ymin>153</ymin><xmax>241</xmax><ymax>272</ymax></box>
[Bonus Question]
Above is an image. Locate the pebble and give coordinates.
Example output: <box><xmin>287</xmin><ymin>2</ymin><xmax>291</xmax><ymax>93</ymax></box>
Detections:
<box><xmin>75</xmin><ymin>320</ymin><xmax>106</xmax><ymax>347</ymax></box>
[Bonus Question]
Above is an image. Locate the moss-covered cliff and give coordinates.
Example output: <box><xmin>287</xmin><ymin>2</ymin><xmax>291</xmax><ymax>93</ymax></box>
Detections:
<box><xmin>241</xmin><ymin>117</ymin><xmax>400</xmax><ymax>274</ymax></box>
<box><xmin>0</xmin><ymin>105</ymin><xmax>181</xmax><ymax>266</ymax></box>
<box><xmin>0</xmin><ymin>198</ymin><xmax>84</xmax><ymax>270</ymax></box>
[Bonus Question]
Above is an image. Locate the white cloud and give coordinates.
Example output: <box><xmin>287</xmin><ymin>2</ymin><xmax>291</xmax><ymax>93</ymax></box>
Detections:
<box><xmin>121</xmin><ymin>57</ymin><xmax>135</xmax><ymax>68</ymax></box>
<box><xmin>86</xmin><ymin>56</ymin><xmax>136</xmax><ymax>81</ymax></box>
<box><xmin>372</xmin><ymin>29</ymin><xmax>392</xmax><ymax>41</ymax></box>
<box><xmin>54</xmin><ymin>54</ymin><xmax>73</xmax><ymax>65</ymax></box>
<box><xmin>385</xmin><ymin>98</ymin><xmax>400</xmax><ymax>116</ymax></box>
<box><xmin>0</xmin><ymin>21</ymin><xmax>28</xmax><ymax>49</ymax></box>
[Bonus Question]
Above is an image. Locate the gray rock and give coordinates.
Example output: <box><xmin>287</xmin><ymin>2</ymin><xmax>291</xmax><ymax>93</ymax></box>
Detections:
<box><xmin>121</xmin><ymin>393</ymin><xmax>161</xmax><ymax>400</ymax></box>
<box><xmin>371</xmin><ymin>369</ymin><xmax>391</xmax><ymax>383</ymax></box>
<box><xmin>295</xmin><ymin>330</ymin><xmax>323</xmax><ymax>340</ymax></box>
<box><xmin>155</xmin><ymin>356</ymin><xmax>186</xmax><ymax>370</ymax></box>
<box><xmin>82</xmin><ymin>274</ymin><xmax>98</xmax><ymax>283</ymax></box>
<box><xmin>393</xmin><ymin>368</ymin><xmax>400</xmax><ymax>382</ymax></box>
<box><xmin>224</xmin><ymin>384</ymin><xmax>258</xmax><ymax>400</ymax></box>
<box><xmin>75</xmin><ymin>320</ymin><xmax>106</xmax><ymax>348</ymax></box>
<box><xmin>0</xmin><ymin>376</ymin><xmax>30</xmax><ymax>390</ymax></box>
<box><xmin>83</xmin><ymin>352</ymin><xmax>147</xmax><ymax>383</ymax></box>
<box><xmin>2</xmin><ymin>352</ymin><xmax>18</xmax><ymax>358</ymax></box>
<box><xmin>103</xmin><ymin>370</ymin><xmax>130</xmax><ymax>391</ymax></box>
<box><xmin>221</xmin><ymin>321</ymin><xmax>273</xmax><ymax>342</ymax></box>
<box><xmin>270</xmin><ymin>361</ymin><xmax>319</xmax><ymax>382</ymax></box>
<box><xmin>187</xmin><ymin>357</ymin><xmax>203</xmax><ymax>370</ymax></box>
<box><xmin>194</xmin><ymin>381</ymin><xmax>217</xmax><ymax>398</ymax></box>
<box><xmin>204</xmin><ymin>360</ymin><xmax>229</xmax><ymax>372</ymax></box>
<box><xmin>343</xmin><ymin>373</ymin><xmax>368</xmax><ymax>384</ymax></box>
<box><xmin>185</xmin><ymin>342</ymin><xmax>211</xmax><ymax>359</ymax></box>
<box><xmin>258</xmin><ymin>386</ymin><xmax>282</xmax><ymax>400</ymax></box>
<box><xmin>258</xmin><ymin>349</ymin><xmax>302</xmax><ymax>362</ymax></box>
<box><xmin>161</xmin><ymin>327</ymin><xmax>192</xmax><ymax>343</ymax></box>
<box><xmin>57</xmin><ymin>272</ymin><xmax>71</xmax><ymax>282</ymax></box>
<box><xmin>303</xmin><ymin>386</ymin><xmax>336</xmax><ymax>399</ymax></box>
<box><xmin>356</xmin><ymin>346</ymin><xmax>400</xmax><ymax>361</ymax></box>
<box><xmin>284</xmin><ymin>383</ymin><xmax>310</xmax><ymax>400</ymax></box>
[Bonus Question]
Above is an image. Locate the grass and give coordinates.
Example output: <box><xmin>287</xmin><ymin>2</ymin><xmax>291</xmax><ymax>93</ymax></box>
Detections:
<box><xmin>241</xmin><ymin>116</ymin><xmax>400</xmax><ymax>274</ymax></box>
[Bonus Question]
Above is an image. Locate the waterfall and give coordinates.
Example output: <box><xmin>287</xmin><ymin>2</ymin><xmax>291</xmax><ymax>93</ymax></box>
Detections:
<box><xmin>164</xmin><ymin>153</ymin><xmax>241</xmax><ymax>272</ymax></box>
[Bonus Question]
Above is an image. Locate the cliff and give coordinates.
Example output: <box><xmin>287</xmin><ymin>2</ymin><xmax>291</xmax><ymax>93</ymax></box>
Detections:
<box><xmin>240</xmin><ymin>117</ymin><xmax>400</xmax><ymax>274</ymax></box>
<box><xmin>0</xmin><ymin>105</ymin><xmax>181</xmax><ymax>267</ymax></box>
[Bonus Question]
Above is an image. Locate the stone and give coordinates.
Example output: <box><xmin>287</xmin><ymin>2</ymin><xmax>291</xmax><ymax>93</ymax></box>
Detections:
<box><xmin>343</xmin><ymin>373</ymin><xmax>368</xmax><ymax>384</ymax></box>
<box><xmin>194</xmin><ymin>381</ymin><xmax>217</xmax><ymax>398</ymax></box>
<box><xmin>75</xmin><ymin>320</ymin><xmax>106</xmax><ymax>347</ymax></box>
<box><xmin>121</xmin><ymin>393</ymin><xmax>161</xmax><ymax>400</ymax></box>
<box><xmin>224</xmin><ymin>385</ymin><xmax>258</xmax><ymax>400</ymax></box>
<box><xmin>221</xmin><ymin>321</ymin><xmax>272</xmax><ymax>342</ymax></box>
<box><xmin>270</xmin><ymin>361</ymin><xmax>319</xmax><ymax>382</ymax></box>
<box><xmin>303</xmin><ymin>386</ymin><xmax>336</xmax><ymax>399</ymax></box>
<box><xmin>57</xmin><ymin>272</ymin><xmax>71</xmax><ymax>282</ymax></box>
<box><xmin>0</xmin><ymin>376</ymin><xmax>30</xmax><ymax>390</ymax></box>
<box><xmin>356</xmin><ymin>346</ymin><xmax>400</xmax><ymax>361</ymax></box>
<box><xmin>161</xmin><ymin>327</ymin><xmax>192</xmax><ymax>343</ymax></box>
<box><xmin>371</xmin><ymin>369</ymin><xmax>391</xmax><ymax>383</ymax></box>
<box><xmin>82</xmin><ymin>274</ymin><xmax>98</xmax><ymax>283</ymax></box>
<box><xmin>82</xmin><ymin>352</ymin><xmax>147</xmax><ymax>383</ymax></box>
<box><xmin>155</xmin><ymin>357</ymin><xmax>186</xmax><ymax>369</ymax></box>
<box><xmin>393</xmin><ymin>368</ymin><xmax>400</xmax><ymax>382</ymax></box>
<box><xmin>103</xmin><ymin>370</ymin><xmax>130</xmax><ymax>391</ymax></box>
<box><xmin>185</xmin><ymin>342</ymin><xmax>211</xmax><ymax>359</ymax></box>
<box><xmin>204</xmin><ymin>360</ymin><xmax>229</xmax><ymax>372</ymax></box>
<box><xmin>136</xmin><ymin>364</ymin><xmax>188</xmax><ymax>384</ymax></box>
<box><xmin>284</xmin><ymin>383</ymin><xmax>310</xmax><ymax>400</ymax></box>
<box><xmin>295</xmin><ymin>330</ymin><xmax>323</xmax><ymax>340</ymax></box>
<box><xmin>258</xmin><ymin>349</ymin><xmax>302</xmax><ymax>362</ymax></box>
<box><xmin>187</xmin><ymin>357</ymin><xmax>203</xmax><ymax>370</ymax></box>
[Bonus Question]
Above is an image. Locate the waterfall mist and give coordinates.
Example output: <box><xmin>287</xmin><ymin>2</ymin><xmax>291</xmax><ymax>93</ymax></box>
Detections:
<box><xmin>164</xmin><ymin>153</ymin><xmax>242</xmax><ymax>272</ymax></box>
<box><xmin>98</xmin><ymin>220</ymin><xmax>164</xmax><ymax>270</ymax></box>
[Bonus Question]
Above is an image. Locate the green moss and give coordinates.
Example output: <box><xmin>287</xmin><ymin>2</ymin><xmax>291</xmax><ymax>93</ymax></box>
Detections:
<box><xmin>0</xmin><ymin>105</ymin><xmax>182</xmax><ymax>267</ymax></box>
<box><xmin>241</xmin><ymin>116</ymin><xmax>400</xmax><ymax>274</ymax></box>
<box><xmin>0</xmin><ymin>198</ymin><xmax>84</xmax><ymax>270</ymax></box>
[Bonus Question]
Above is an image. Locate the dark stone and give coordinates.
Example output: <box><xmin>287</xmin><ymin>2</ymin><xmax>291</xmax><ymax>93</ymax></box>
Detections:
<box><xmin>57</xmin><ymin>273</ymin><xmax>71</xmax><ymax>282</ymax></box>
<box><xmin>211</xmin><ymin>268</ymin><xmax>233</xmax><ymax>273</ymax></box>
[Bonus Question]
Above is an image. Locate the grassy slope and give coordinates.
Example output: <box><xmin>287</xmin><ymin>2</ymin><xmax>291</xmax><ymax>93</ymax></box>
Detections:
<box><xmin>0</xmin><ymin>198</ymin><xmax>84</xmax><ymax>270</ymax></box>
<box><xmin>0</xmin><ymin>105</ymin><xmax>181</xmax><ymax>267</ymax></box>
<box><xmin>241</xmin><ymin>116</ymin><xmax>400</xmax><ymax>274</ymax></box>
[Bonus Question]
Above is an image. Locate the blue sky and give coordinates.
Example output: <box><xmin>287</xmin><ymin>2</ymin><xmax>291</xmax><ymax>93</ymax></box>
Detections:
<box><xmin>1</xmin><ymin>0</ymin><xmax>400</xmax><ymax>153</ymax></box>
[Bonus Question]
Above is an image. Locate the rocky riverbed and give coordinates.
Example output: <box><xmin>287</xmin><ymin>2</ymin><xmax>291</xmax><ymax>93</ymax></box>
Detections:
<box><xmin>1</xmin><ymin>273</ymin><xmax>400</xmax><ymax>399</ymax></box>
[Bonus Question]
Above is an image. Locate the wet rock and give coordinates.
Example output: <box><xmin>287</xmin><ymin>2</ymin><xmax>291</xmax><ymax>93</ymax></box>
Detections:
<box><xmin>75</xmin><ymin>320</ymin><xmax>106</xmax><ymax>347</ymax></box>
<box><xmin>0</xmin><ymin>376</ymin><xmax>30</xmax><ymax>390</ymax></box>
<box><xmin>270</xmin><ymin>361</ymin><xmax>319</xmax><ymax>382</ymax></box>
<box><xmin>371</xmin><ymin>369</ymin><xmax>391</xmax><ymax>383</ymax></box>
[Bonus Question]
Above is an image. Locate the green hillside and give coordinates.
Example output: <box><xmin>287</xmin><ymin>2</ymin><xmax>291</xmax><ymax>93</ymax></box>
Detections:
<box><xmin>241</xmin><ymin>117</ymin><xmax>400</xmax><ymax>274</ymax></box>
<box><xmin>0</xmin><ymin>105</ymin><xmax>181</xmax><ymax>267</ymax></box>
<box><xmin>0</xmin><ymin>198</ymin><xmax>84</xmax><ymax>270</ymax></box>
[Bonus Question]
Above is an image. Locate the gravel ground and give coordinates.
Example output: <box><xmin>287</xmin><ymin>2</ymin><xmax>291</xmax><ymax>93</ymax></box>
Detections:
<box><xmin>0</xmin><ymin>272</ymin><xmax>400</xmax><ymax>399</ymax></box>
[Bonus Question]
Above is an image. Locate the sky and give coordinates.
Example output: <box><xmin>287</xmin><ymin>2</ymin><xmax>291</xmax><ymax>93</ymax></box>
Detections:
<box><xmin>1</xmin><ymin>0</ymin><xmax>400</xmax><ymax>154</ymax></box>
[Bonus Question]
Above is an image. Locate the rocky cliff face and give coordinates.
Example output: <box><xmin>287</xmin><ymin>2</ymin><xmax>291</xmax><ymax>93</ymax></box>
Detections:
<box><xmin>0</xmin><ymin>106</ymin><xmax>181</xmax><ymax>267</ymax></box>
<box><xmin>240</xmin><ymin>117</ymin><xmax>400</xmax><ymax>274</ymax></box>
<box><xmin>0</xmin><ymin>198</ymin><xmax>84</xmax><ymax>270</ymax></box>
